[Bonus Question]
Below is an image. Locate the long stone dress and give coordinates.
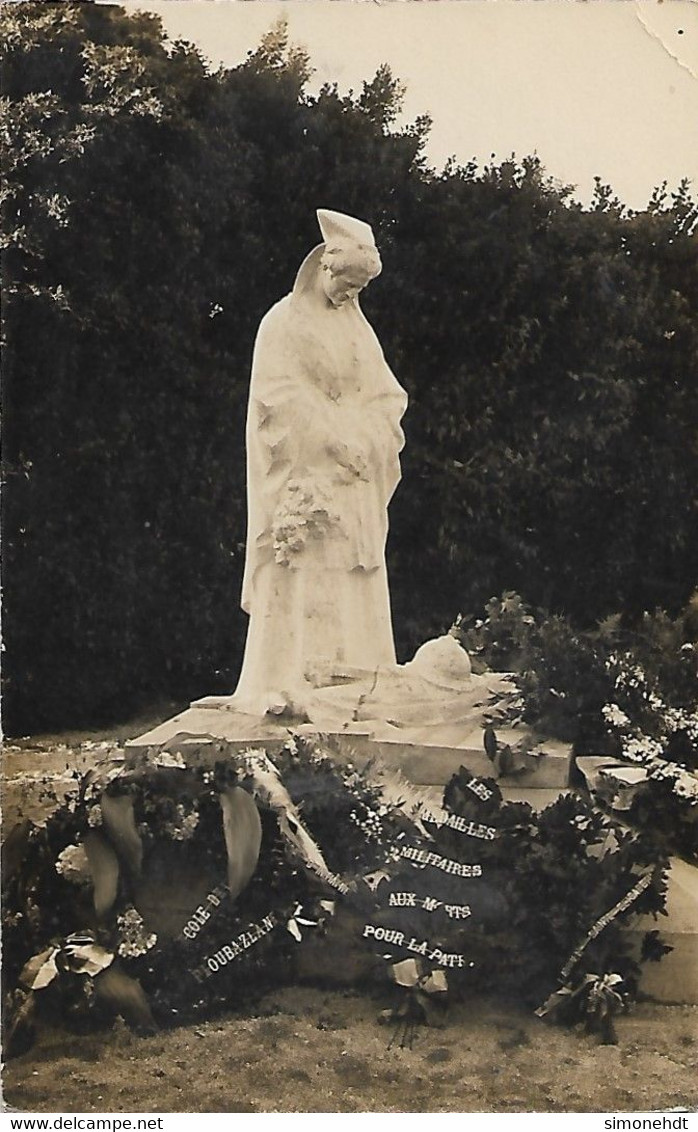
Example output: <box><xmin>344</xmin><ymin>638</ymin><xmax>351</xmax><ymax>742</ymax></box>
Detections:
<box><xmin>233</xmin><ymin>246</ymin><xmax>408</xmax><ymax>712</ymax></box>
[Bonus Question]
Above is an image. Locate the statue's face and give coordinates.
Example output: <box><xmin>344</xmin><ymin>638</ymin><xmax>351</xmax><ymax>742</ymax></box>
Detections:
<box><xmin>322</xmin><ymin>267</ymin><xmax>367</xmax><ymax>308</ymax></box>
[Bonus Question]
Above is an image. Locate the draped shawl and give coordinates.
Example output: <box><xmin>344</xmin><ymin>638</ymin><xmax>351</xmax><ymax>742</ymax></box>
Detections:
<box><xmin>241</xmin><ymin>246</ymin><xmax>407</xmax><ymax>614</ymax></box>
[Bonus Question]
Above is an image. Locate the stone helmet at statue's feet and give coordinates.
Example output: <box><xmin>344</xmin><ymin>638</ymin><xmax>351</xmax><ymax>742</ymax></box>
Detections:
<box><xmin>406</xmin><ymin>634</ymin><xmax>473</xmax><ymax>691</ymax></box>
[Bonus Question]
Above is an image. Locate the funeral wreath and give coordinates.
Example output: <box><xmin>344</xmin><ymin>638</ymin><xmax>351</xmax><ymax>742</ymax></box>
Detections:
<box><xmin>2</xmin><ymin>736</ymin><xmax>670</xmax><ymax>1056</ymax></box>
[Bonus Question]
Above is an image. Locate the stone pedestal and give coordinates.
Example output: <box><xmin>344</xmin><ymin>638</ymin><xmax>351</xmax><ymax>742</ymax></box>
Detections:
<box><xmin>629</xmin><ymin>857</ymin><xmax>698</xmax><ymax>1005</ymax></box>
<box><xmin>124</xmin><ymin>698</ymin><xmax>572</xmax><ymax>791</ymax></box>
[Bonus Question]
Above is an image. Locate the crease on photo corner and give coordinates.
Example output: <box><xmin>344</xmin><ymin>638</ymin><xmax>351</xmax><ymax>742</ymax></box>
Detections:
<box><xmin>633</xmin><ymin>0</ymin><xmax>698</xmax><ymax>82</ymax></box>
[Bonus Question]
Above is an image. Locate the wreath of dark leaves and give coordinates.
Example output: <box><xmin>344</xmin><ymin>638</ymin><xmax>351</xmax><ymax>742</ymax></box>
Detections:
<box><xmin>2</xmin><ymin>735</ymin><xmax>671</xmax><ymax>1055</ymax></box>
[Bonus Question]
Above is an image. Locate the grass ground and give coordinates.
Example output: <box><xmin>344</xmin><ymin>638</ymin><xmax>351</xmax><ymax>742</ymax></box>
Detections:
<box><xmin>3</xmin><ymin>726</ymin><xmax>697</xmax><ymax>1114</ymax></box>
<box><xmin>3</xmin><ymin>988</ymin><xmax>697</xmax><ymax>1113</ymax></box>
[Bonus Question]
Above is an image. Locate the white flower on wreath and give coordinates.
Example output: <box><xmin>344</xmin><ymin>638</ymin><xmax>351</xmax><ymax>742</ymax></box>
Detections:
<box><xmin>55</xmin><ymin>843</ymin><xmax>91</xmax><ymax>885</ymax></box>
<box><xmin>621</xmin><ymin>735</ymin><xmax>665</xmax><ymax>763</ymax></box>
<box><xmin>648</xmin><ymin>762</ymin><xmax>698</xmax><ymax>802</ymax></box>
<box><xmin>86</xmin><ymin>803</ymin><xmax>103</xmax><ymax>828</ymax></box>
<box><xmin>116</xmin><ymin>907</ymin><xmax>157</xmax><ymax>958</ymax></box>
<box><xmin>612</xmin><ymin>657</ymin><xmax>648</xmax><ymax>692</ymax></box>
<box><xmin>163</xmin><ymin>803</ymin><xmax>199</xmax><ymax>841</ymax></box>
<box><xmin>673</xmin><ymin>773</ymin><xmax>698</xmax><ymax>802</ymax></box>
<box><xmin>602</xmin><ymin>703</ymin><xmax>631</xmax><ymax>730</ymax></box>
<box><xmin>664</xmin><ymin>706</ymin><xmax>698</xmax><ymax>742</ymax></box>
<box><xmin>150</xmin><ymin>750</ymin><xmax>186</xmax><ymax>769</ymax></box>
<box><xmin>349</xmin><ymin>807</ymin><xmax>383</xmax><ymax>843</ymax></box>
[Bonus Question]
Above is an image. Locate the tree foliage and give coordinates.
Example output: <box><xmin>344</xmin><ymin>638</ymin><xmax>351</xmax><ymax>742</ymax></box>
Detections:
<box><xmin>2</xmin><ymin>3</ymin><xmax>697</xmax><ymax>734</ymax></box>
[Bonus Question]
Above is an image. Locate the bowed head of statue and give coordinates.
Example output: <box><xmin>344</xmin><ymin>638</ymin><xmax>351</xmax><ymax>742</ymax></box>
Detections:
<box><xmin>293</xmin><ymin>209</ymin><xmax>383</xmax><ymax>308</ymax></box>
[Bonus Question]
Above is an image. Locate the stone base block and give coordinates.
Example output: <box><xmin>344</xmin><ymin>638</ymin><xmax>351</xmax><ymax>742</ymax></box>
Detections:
<box><xmin>628</xmin><ymin>857</ymin><xmax>698</xmax><ymax>1005</ymax></box>
<box><xmin>125</xmin><ymin>704</ymin><xmax>571</xmax><ymax>791</ymax></box>
<box><xmin>370</xmin><ymin>733</ymin><xmax>571</xmax><ymax>789</ymax></box>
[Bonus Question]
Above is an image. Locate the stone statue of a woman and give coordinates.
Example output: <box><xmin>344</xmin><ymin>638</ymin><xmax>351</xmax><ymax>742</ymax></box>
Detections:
<box><xmin>232</xmin><ymin>209</ymin><xmax>408</xmax><ymax>714</ymax></box>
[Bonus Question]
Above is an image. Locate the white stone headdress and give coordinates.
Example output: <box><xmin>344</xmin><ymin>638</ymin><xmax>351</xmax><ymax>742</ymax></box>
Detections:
<box><xmin>317</xmin><ymin>208</ymin><xmax>382</xmax><ymax>284</ymax></box>
<box><xmin>293</xmin><ymin>209</ymin><xmax>381</xmax><ymax>296</ymax></box>
<box><xmin>316</xmin><ymin>209</ymin><xmax>377</xmax><ymax>252</ymax></box>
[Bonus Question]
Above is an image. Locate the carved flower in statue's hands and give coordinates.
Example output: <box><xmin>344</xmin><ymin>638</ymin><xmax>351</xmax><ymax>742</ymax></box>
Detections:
<box><xmin>272</xmin><ymin>478</ymin><xmax>340</xmax><ymax>566</ymax></box>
